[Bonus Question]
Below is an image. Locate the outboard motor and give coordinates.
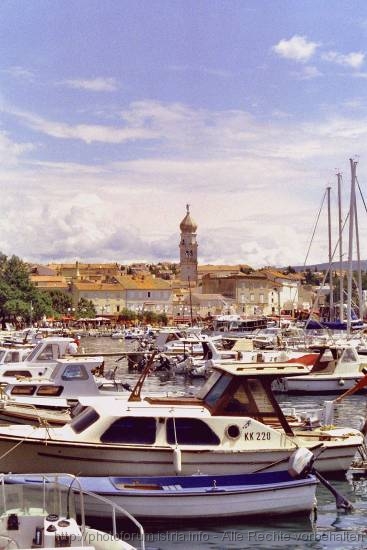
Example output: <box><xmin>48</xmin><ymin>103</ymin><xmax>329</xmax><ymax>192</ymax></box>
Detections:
<box><xmin>287</xmin><ymin>447</ymin><xmax>315</xmax><ymax>478</ymax></box>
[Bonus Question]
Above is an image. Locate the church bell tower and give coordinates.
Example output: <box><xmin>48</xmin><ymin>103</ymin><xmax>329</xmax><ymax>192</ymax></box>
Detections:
<box><xmin>179</xmin><ymin>204</ymin><xmax>198</xmax><ymax>283</ymax></box>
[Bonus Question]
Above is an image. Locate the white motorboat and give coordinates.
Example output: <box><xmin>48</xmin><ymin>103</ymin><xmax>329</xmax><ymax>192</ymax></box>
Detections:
<box><xmin>0</xmin><ymin>359</ymin><xmax>132</xmax><ymax>425</ymax></box>
<box><xmin>0</xmin><ymin>346</ymin><xmax>31</xmax><ymax>364</ymax></box>
<box><xmin>0</xmin><ymin>336</ymin><xmax>104</xmax><ymax>385</ymax></box>
<box><xmin>0</xmin><ymin>360</ymin><xmax>361</xmax><ymax>477</ymax></box>
<box><xmin>273</xmin><ymin>343</ymin><xmax>367</xmax><ymax>394</ymax></box>
<box><xmin>0</xmin><ymin>472</ymin><xmax>144</xmax><ymax>549</ymax></box>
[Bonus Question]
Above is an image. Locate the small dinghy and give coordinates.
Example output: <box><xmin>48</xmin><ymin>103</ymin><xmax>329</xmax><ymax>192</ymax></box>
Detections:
<box><xmin>59</xmin><ymin>449</ymin><xmax>320</xmax><ymax>521</ymax></box>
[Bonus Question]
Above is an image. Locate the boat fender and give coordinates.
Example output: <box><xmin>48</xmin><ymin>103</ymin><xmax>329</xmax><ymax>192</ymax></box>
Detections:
<box><xmin>287</xmin><ymin>447</ymin><xmax>314</xmax><ymax>478</ymax></box>
<box><xmin>173</xmin><ymin>447</ymin><xmax>182</xmax><ymax>474</ymax></box>
<box><xmin>338</xmin><ymin>379</ymin><xmax>345</xmax><ymax>386</ymax></box>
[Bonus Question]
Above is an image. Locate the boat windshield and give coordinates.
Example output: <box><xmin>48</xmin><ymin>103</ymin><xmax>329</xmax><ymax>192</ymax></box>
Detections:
<box><xmin>201</xmin><ymin>373</ymin><xmax>233</xmax><ymax>409</ymax></box>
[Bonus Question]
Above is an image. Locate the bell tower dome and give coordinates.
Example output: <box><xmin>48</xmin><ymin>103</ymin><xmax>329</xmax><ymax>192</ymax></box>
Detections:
<box><xmin>179</xmin><ymin>204</ymin><xmax>198</xmax><ymax>283</ymax></box>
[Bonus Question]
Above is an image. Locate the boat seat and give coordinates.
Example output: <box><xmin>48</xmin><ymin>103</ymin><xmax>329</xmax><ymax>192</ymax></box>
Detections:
<box><xmin>162</xmin><ymin>485</ymin><xmax>182</xmax><ymax>491</ymax></box>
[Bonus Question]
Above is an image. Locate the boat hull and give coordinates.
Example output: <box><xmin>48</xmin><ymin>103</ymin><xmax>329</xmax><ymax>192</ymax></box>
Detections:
<box><xmin>0</xmin><ymin>434</ymin><xmax>358</xmax><ymax>476</ymax></box>
<box><xmin>283</xmin><ymin>375</ymin><xmax>367</xmax><ymax>394</ymax></box>
<box><xmin>72</xmin><ymin>472</ymin><xmax>318</xmax><ymax>519</ymax></box>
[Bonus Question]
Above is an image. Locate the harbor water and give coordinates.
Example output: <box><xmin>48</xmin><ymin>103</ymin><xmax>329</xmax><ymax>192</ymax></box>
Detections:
<box><xmin>81</xmin><ymin>336</ymin><xmax>367</xmax><ymax>549</ymax></box>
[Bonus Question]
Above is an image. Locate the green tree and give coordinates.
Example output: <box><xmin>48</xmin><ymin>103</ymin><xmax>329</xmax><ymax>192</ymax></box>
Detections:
<box><xmin>157</xmin><ymin>312</ymin><xmax>168</xmax><ymax>325</ymax></box>
<box><xmin>76</xmin><ymin>297</ymin><xmax>96</xmax><ymax>318</ymax></box>
<box><xmin>118</xmin><ymin>308</ymin><xmax>137</xmax><ymax>323</ymax></box>
<box><xmin>48</xmin><ymin>290</ymin><xmax>72</xmax><ymax>315</ymax></box>
<box><xmin>0</xmin><ymin>253</ymin><xmax>53</xmax><ymax>328</ymax></box>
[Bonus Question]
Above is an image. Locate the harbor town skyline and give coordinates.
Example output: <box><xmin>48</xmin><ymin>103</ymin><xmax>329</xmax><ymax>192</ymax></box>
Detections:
<box><xmin>1</xmin><ymin>2</ymin><xmax>367</xmax><ymax>268</ymax></box>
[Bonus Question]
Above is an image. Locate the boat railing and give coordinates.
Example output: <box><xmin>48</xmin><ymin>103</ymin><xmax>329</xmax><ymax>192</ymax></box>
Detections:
<box><xmin>0</xmin><ymin>472</ymin><xmax>146</xmax><ymax>549</ymax></box>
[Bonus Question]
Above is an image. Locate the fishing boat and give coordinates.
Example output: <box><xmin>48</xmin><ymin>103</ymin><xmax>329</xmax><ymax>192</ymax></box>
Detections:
<box><xmin>58</xmin><ymin>464</ymin><xmax>319</xmax><ymax>520</ymax></box>
<box><xmin>0</xmin><ymin>472</ymin><xmax>144</xmax><ymax>549</ymax></box>
<box><xmin>0</xmin><ymin>360</ymin><xmax>361</xmax><ymax>477</ymax></box>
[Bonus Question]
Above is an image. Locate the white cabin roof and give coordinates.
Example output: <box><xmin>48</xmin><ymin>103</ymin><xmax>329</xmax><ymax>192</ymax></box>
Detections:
<box><xmin>213</xmin><ymin>361</ymin><xmax>310</xmax><ymax>377</ymax></box>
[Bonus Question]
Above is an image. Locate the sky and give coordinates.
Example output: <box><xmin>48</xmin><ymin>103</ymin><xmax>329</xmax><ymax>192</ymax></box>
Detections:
<box><xmin>1</xmin><ymin>1</ymin><xmax>367</xmax><ymax>268</ymax></box>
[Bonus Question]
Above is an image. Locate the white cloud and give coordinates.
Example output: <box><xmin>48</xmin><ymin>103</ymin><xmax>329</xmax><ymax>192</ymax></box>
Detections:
<box><xmin>4</xmin><ymin>66</ymin><xmax>35</xmax><ymax>81</ymax></box>
<box><xmin>322</xmin><ymin>50</ymin><xmax>365</xmax><ymax>69</ymax></box>
<box><xmin>7</xmin><ymin>109</ymin><xmax>158</xmax><ymax>144</ymax></box>
<box><xmin>61</xmin><ymin>77</ymin><xmax>118</xmax><ymax>92</ymax></box>
<box><xmin>0</xmin><ymin>131</ymin><xmax>34</xmax><ymax>163</ymax></box>
<box><xmin>3</xmin><ymin>100</ymin><xmax>367</xmax><ymax>266</ymax></box>
<box><xmin>293</xmin><ymin>65</ymin><xmax>322</xmax><ymax>80</ymax></box>
<box><xmin>272</xmin><ymin>35</ymin><xmax>319</xmax><ymax>62</ymax></box>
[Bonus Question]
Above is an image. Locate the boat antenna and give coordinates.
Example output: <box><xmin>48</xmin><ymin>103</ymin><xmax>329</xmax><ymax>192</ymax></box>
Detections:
<box><xmin>128</xmin><ymin>351</ymin><xmax>157</xmax><ymax>402</ymax></box>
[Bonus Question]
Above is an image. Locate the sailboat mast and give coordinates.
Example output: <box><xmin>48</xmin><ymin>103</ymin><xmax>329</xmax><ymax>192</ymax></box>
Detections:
<box><xmin>327</xmin><ymin>186</ymin><xmax>333</xmax><ymax>321</ymax></box>
<box><xmin>354</xmin><ymin>192</ymin><xmax>363</xmax><ymax>319</ymax></box>
<box><xmin>337</xmin><ymin>172</ymin><xmax>344</xmax><ymax>322</ymax></box>
<box><xmin>347</xmin><ymin>159</ymin><xmax>357</xmax><ymax>335</ymax></box>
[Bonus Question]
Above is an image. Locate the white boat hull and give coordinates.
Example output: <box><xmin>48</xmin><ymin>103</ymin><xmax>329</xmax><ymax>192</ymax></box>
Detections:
<box><xmin>0</xmin><ymin>434</ymin><xmax>358</xmax><ymax>476</ymax></box>
<box><xmin>78</xmin><ymin>477</ymin><xmax>318</xmax><ymax>519</ymax></box>
<box><xmin>282</xmin><ymin>375</ymin><xmax>366</xmax><ymax>394</ymax></box>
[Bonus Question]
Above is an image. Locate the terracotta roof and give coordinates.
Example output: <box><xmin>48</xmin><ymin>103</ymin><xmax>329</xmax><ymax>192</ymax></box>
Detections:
<box><xmin>198</xmin><ymin>264</ymin><xmax>243</xmax><ymax>272</ymax></box>
<box><xmin>72</xmin><ymin>281</ymin><xmax>124</xmax><ymax>291</ymax></box>
<box><xmin>114</xmin><ymin>275</ymin><xmax>171</xmax><ymax>290</ymax></box>
<box><xmin>30</xmin><ymin>275</ymin><xmax>68</xmax><ymax>289</ymax></box>
<box><xmin>48</xmin><ymin>263</ymin><xmax>119</xmax><ymax>270</ymax></box>
<box><xmin>30</xmin><ymin>275</ymin><xmax>66</xmax><ymax>282</ymax></box>
<box><xmin>260</xmin><ymin>268</ymin><xmax>299</xmax><ymax>281</ymax></box>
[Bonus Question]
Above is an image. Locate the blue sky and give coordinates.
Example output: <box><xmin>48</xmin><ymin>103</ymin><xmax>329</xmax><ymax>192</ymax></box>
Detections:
<box><xmin>1</xmin><ymin>1</ymin><xmax>367</xmax><ymax>268</ymax></box>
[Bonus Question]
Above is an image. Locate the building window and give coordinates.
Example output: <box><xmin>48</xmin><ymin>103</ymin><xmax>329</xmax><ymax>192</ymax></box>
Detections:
<box><xmin>250</xmin><ymin>294</ymin><xmax>255</xmax><ymax>302</ymax></box>
<box><xmin>147</xmin><ymin>291</ymin><xmax>151</xmax><ymax>298</ymax></box>
<box><xmin>259</xmin><ymin>294</ymin><xmax>264</xmax><ymax>303</ymax></box>
<box><xmin>117</xmin><ymin>305</ymin><xmax>120</xmax><ymax>312</ymax></box>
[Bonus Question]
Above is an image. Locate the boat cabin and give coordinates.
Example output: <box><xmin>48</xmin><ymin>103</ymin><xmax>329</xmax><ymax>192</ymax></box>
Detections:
<box><xmin>0</xmin><ymin>347</ymin><xmax>30</xmax><ymax>365</ymax></box>
<box><xmin>133</xmin><ymin>361</ymin><xmax>310</xmax><ymax>437</ymax></box>
<box><xmin>307</xmin><ymin>344</ymin><xmax>363</xmax><ymax>375</ymax></box>
<box><xmin>2</xmin><ymin>359</ymin><xmax>112</xmax><ymax>403</ymax></box>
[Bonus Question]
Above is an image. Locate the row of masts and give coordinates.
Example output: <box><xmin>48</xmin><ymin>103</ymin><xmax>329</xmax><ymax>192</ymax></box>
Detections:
<box><xmin>327</xmin><ymin>158</ymin><xmax>363</xmax><ymax>334</ymax></box>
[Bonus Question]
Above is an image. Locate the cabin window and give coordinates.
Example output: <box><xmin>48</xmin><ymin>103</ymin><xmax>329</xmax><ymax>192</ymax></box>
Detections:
<box><xmin>36</xmin><ymin>385</ymin><xmax>63</xmax><ymax>396</ymax></box>
<box><xmin>36</xmin><ymin>345</ymin><xmax>54</xmax><ymax>361</ymax></box>
<box><xmin>10</xmin><ymin>385</ymin><xmax>36</xmax><ymax>396</ymax></box>
<box><xmin>25</xmin><ymin>347</ymin><xmax>38</xmax><ymax>361</ymax></box>
<box><xmin>340</xmin><ymin>348</ymin><xmax>357</xmax><ymax>363</ymax></box>
<box><xmin>61</xmin><ymin>364</ymin><xmax>89</xmax><ymax>381</ymax></box>
<box><xmin>100</xmin><ymin>417</ymin><xmax>156</xmax><ymax>444</ymax></box>
<box><xmin>222</xmin><ymin>383</ymin><xmax>251</xmax><ymax>414</ymax></box>
<box><xmin>70</xmin><ymin>403</ymin><xmax>87</xmax><ymax>418</ymax></box>
<box><xmin>0</xmin><ymin>351</ymin><xmax>5</xmax><ymax>362</ymax></box>
<box><xmin>70</xmin><ymin>406</ymin><xmax>100</xmax><ymax>434</ymax></box>
<box><xmin>3</xmin><ymin>370</ymin><xmax>32</xmax><ymax>378</ymax></box>
<box><xmin>202</xmin><ymin>373</ymin><xmax>232</xmax><ymax>409</ymax></box>
<box><xmin>247</xmin><ymin>379</ymin><xmax>276</xmax><ymax>414</ymax></box>
<box><xmin>166</xmin><ymin>418</ymin><xmax>220</xmax><ymax>445</ymax></box>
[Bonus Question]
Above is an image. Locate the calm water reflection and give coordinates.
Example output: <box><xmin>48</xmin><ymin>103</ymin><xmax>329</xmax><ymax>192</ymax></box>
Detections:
<box><xmin>82</xmin><ymin>336</ymin><xmax>367</xmax><ymax>549</ymax></box>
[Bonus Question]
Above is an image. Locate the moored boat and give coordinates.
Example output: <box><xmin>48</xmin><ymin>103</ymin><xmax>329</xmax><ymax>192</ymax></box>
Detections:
<box><xmin>0</xmin><ymin>360</ymin><xmax>361</xmax><ymax>477</ymax></box>
<box><xmin>0</xmin><ymin>472</ymin><xmax>144</xmax><ymax>549</ymax></box>
<box><xmin>57</xmin><ymin>468</ymin><xmax>319</xmax><ymax>521</ymax></box>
